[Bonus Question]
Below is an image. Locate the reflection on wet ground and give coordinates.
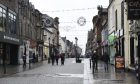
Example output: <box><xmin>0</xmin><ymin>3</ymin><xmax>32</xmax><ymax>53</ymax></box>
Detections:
<box><xmin>84</xmin><ymin>59</ymin><xmax>138</xmax><ymax>84</ymax></box>
<box><xmin>10</xmin><ymin>73</ymin><xmax>84</xmax><ymax>78</ymax></box>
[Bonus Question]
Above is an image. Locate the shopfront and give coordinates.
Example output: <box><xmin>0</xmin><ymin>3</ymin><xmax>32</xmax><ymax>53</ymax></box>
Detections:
<box><xmin>0</xmin><ymin>32</ymin><xmax>22</xmax><ymax>65</ymax></box>
<box><xmin>108</xmin><ymin>32</ymin><xmax>116</xmax><ymax>64</ymax></box>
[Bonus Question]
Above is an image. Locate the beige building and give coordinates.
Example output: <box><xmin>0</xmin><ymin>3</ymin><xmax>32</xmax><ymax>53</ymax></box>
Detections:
<box><xmin>42</xmin><ymin>14</ymin><xmax>59</xmax><ymax>59</ymax></box>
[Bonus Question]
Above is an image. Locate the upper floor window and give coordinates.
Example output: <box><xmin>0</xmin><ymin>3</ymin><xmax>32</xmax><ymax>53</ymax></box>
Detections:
<box><xmin>8</xmin><ymin>12</ymin><xmax>16</xmax><ymax>34</ymax></box>
<box><xmin>115</xmin><ymin>10</ymin><xmax>118</xmax><ymax>31</ymax></box>
<box><xmin>0</xmin><ymin>7</ymin><xmax>6</xmax><ymax>32</ymax></box>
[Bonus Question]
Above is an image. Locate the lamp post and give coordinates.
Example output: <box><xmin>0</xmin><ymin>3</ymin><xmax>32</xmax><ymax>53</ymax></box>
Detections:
<box><xmin>52</xmin><ymin>39</ymin><xmax>54</xmax><ymax>55</ymax></box>
<box><xmin>48</xmin><ymin>37</ymin><xmax>50</xmax><ymax>63</ymax></box>
<box><xmin>75</xmin><ymin>37</ymin><xmax>78</xmax><ymax>62</ymax></box>
<box><xmin>51</xmin><ymin>39</ymin><xmax>55</xmax><ymax>65</ymax></box>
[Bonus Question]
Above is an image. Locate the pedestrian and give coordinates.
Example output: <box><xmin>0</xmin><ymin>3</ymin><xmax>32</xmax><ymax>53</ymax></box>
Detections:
<box><xmin>22</xmin><ymin>53</ymin><xmax>26</xmax><ymax>67</ymax></box>
<box><xmin>90</xmin><ymin>53</ymin><xmax>92</xmax><ymax>69</ymax></box>
<box><xmin>103</xmin><ymin>52</ymin><xmax>110</xmax><ymax>72</ymax></box>
<box><xmin>55</xmin><ymin>53</ymin><xmax>59</xmax><ymax>65</ymax></box>
<box><xmin>51</xmin><ymin>53</ymin><xmax>55</xmax><ymax>65</ymax></box>
<box><xmin>33</xmin><ymin>53</ymin><xmax>36</xmax><ymax>63</ymax></box>
<box><xmin>91</xmin><ymin>51</ymin><xmax>98</xmax><ymax>73</ymax></box>
<box><xmin>60</xmin><ymin>53</ymin><xmax>65</xmax><ymax>65</ymax></box>
<box><xmin>1</xmin><ymin>50</ymin><xmax>6</xmax><ymax>74</ymax></box>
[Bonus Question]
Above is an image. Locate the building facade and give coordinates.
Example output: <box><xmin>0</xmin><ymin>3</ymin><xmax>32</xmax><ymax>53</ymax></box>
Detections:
<box><xmin>0</xmin><ymin>0</ymin><xmax>22</xmax><ymax>65</ymax></box>
<box><xmin>0</xmin><ymin>0</ymin><xmax>60</xmax><ymax>65</ymax></box>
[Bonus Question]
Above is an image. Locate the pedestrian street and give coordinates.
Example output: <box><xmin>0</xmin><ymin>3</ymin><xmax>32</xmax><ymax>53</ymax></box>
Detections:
<box><xmin>0</xmin><ymin>58</ymin><xmax>138</xmax><ymax>84</ymax></box>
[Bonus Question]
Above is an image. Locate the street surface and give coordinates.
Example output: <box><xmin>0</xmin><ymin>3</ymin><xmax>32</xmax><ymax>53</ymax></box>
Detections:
<box><xmin>0</xmin><ymin>58</ymin><xmax>138</xmax><ymax>84</ymax></box>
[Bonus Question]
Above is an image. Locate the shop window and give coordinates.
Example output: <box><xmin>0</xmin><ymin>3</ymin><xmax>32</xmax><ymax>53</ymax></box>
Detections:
<box><xmin>0</xmin><ymin>12</ymin><xmax>2</xmax><ymax>31</ymax></box>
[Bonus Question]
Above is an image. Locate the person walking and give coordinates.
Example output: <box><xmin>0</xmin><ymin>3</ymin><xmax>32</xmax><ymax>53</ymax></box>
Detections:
<box><xmin>90</xmin><ymin>54</ymin><xmax>92</xmax><ymax>69</ymax></box>
<box><xmin>55</xmin><ymin>53</ymin><xmax>59</xmax><ymax>65</ymax></box>
<box><xmin>22</xmin><ymin>53</ymin><xmax>26</xmax><ymax>67</ymax></box>
<box><xmin>103</xmin><ymin>52</ymin><xmax>110</xmax><ymax>72</ymax></box>
<box><xmin>51</xmin><ymin>52</ymin><xmax>55</xmax><ymax>65</ymax></box>
<box><xmin>33</xmin><ymin>53</ymin><xmax>36</xmax><ymax>63</ymax></box>
<box><xmin>60</xmin><ymin>53</ymin><xmax>65</xmax><ymax>65</ymax></box>
<box><xmin>91</xmin><ymin>51</ymin><xmax>98</xmax><ymax>73</ymax></box>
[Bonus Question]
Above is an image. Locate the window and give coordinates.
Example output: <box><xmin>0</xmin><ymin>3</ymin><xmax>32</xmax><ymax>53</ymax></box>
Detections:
<box><xmin>115</xmin><ymin>10</ymin><xmax>118</xmax><ymax>31</ymax></box>
<box><xmin>0</xmin><ymin>7</ymin><xmax>6</xmax><ymax>32</ymax></box>
<box><xmin>8</xmin><ymin>12</ymin><xmax>16</xmax><ymax>34</ymax></box>
<box><xmin>0</xmin><ymin>9</ymin><xmax>2</xmax><ymax>31</ymax></box>
<box><xmin>121</xmin><ymin>1</ymin><xmax>124</xmax><ymax>29</ymax></box>
<box><xmin>3</xmin><ymin>13</ymin><xmax>6</xmax><ymax>31</ymax></box>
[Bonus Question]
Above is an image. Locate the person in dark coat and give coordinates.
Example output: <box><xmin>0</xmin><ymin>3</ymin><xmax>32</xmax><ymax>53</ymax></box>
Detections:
<box><xmin>91</xmin><ymin>51</ymin><xmax>98</xmax><ymax>73</ymax></box>
<box><xmin>22</xmin><ymin>53</ymin><xmax>26</xmax><ymax>67</ymax></box>
<box><xmin>103</xmin><ymin>52</ymin><xmax>110</xmax><ymax>72</ymax></box>
<box><xmin>55</xmin><ymin>53</ymin><xmax>59</xmax><ymax>65</ymax></box>
<box><xmin>60</xmin><ymin>53</ymin><xmax>65</xmax><ymax>65</ymax></box>
<box><xmin>51</xmin><ymin>53</ymin><xmax>55</xmax><ymax>65</ymax></box>
<box><xmin>33</xmin><ymin>53</ymin><xmax>36</xmax><ymax>63</ymax></box>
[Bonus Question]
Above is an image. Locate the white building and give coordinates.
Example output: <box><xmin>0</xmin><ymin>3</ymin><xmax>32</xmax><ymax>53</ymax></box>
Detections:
<box><xmin>59</xmin><ymin>37</ymin><xmax>66</xmax><ymax>54</ymax></box>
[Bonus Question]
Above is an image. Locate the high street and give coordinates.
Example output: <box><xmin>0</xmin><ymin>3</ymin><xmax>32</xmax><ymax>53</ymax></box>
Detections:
<box><xmin>0</xmin><ymin>58</ymin><xmax>138</xmax><ymax>84</ymax></box>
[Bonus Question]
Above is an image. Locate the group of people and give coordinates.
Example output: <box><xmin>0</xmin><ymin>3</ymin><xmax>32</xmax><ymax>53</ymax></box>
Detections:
<box><xmin>90</xmin><ymin>51</ymin><xmax>110</xmax><ymax>73</ymax></box>
<box><xmin>50</xmin><ymin>53</ymin><xmax>65</xmax><ymax>66</ymax></box>
<box><xmin>22</xmin><ymin>52</ymin><xmax>65</xmax><ymax>67</ymax></box>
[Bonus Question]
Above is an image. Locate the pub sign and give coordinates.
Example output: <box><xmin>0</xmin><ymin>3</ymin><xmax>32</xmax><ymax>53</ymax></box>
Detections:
<box><xmin>127</xmin><ymin>0</ymin><xmax>140</xmax><ymax>20</ymax></box>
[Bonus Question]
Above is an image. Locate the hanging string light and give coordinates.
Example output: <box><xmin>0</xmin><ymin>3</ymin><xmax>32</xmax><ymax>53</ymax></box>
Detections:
<box><xmin>41</xmin><ymin>7</ymin><xmax>97</xmax><ymax>13</ymax></box>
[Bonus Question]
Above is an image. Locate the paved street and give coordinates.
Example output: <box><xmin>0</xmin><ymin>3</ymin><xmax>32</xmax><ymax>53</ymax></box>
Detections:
<box><xmin>0</xmin><ymin>58</ymin><xmax>138</xmax><ymax>84</ymax></box>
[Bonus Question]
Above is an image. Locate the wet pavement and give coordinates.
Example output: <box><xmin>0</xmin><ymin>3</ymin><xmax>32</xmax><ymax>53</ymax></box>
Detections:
<box><xmin>0</xmin><ymin>61</ymin><xmax>46</xmax><ymax>78</ymax></box>
<box><xmin>0</xmin><ymin>58</ymin><xmax>138</xmax><ymax>84</ymax></box>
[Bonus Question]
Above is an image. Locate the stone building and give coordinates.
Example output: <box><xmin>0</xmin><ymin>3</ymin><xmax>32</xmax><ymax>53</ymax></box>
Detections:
<box><xmin>0</xmin><ymin>0</ymin><xmax>22</xmax><ymax>65</ymax></box>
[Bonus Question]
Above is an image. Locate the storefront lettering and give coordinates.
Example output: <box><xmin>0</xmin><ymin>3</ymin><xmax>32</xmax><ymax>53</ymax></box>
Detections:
<box><xmin>129</xmin><ymin>1</ymin><xmax>140</xmax><ymax>7</ymax></box>
<box><xmin>4</xmin><ymin>35</ymin><xmax>19</xmax><ymax>42</ymax></box>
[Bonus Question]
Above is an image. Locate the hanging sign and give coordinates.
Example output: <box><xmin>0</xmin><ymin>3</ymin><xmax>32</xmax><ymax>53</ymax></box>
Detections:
<box><xmin>127</xmin><ymin>0</ymin><xmax>140</xmax><ymax>20</ymax></box>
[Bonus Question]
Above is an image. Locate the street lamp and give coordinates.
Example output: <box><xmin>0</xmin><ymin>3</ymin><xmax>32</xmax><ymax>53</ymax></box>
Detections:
<box><xmin>48</xmin><ymin>37</ymin><xmax>50</xmax><ymax>63</ymax></box>
<box><xmin>75</xmin><ymin>37</ymin><xmax>78</xmax><ymax>62</ymax></box>
<box><xmin>52</xmin><ymin>39</ymin><xmax>54</xmax><ymax>55</ymax></box>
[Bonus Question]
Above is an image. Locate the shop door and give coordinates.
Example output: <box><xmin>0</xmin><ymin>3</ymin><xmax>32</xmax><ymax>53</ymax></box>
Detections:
<box><xmin>10</xmin><ymin>44</ymin><xmax>18</xmax><ymax>65</ymax></box>
<box><xmin>138</xmin><ymin>35</ymin><xmax>140</xmax><ymax>59</ymax></box>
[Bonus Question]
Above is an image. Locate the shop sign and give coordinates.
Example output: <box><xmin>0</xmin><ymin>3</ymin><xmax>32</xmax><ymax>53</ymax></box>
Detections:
<box><xmin>127</xmin><ymin>0</ymin><xmax>140</xmax><ymax>20</ymax></box>
<box><xmin>108</xmin><ymin>32</ymin><xmax>116</xmax><ymax>45</ymax></box>
<box><xmin>0</xmin><ymin>32</ymin><xmax>22</xmax><ymax>45</ymax></box>
<box><xmin>4</xmin><ymin>35</ymin><xmax>19</xmax><ymax>42</ymax></box>
<box><xmin>120</xmin><ymin>29</ymin><xmax>124</xmax><ymax>37</ymax></box>
<box><xmin>115</xmin><ymin>30</ymin><xmax>119</xmax><ymax>38</ymax></box>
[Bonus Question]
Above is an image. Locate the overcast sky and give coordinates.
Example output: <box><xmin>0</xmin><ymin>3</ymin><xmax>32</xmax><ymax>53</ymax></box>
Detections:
<box><xmin>29</xmin><ymin>0</ymin><xmax>109</xmax><ymax>54</ymax></box>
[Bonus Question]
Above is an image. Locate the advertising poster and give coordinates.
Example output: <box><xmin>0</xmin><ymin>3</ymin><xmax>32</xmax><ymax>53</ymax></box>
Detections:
<box><xmin>115</xmin><ymin>56</ymin><xmax>125</xmax><ymax>71</ymax></box>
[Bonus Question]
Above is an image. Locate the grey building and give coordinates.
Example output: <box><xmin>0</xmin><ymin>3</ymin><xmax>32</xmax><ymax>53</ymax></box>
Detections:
<box><xmin>0</xmin><ymin>0</ymin><xmax>22</xmax><ymax>65</ymax></box>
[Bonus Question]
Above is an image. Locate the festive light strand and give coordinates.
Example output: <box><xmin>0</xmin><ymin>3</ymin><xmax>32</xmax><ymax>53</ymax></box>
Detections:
<box><xmin>41</xmin><ymin>7</ymin><xmax>97</xmax><ymax>12</ymax></box>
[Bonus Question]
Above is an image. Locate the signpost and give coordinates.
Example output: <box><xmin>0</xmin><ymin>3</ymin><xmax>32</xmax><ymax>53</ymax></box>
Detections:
<box><xmin>115</xmin><ymin>56</ymin><xmax>125</xmax><ymax>72</ymax></box>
